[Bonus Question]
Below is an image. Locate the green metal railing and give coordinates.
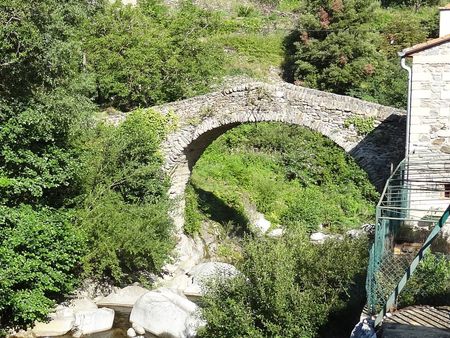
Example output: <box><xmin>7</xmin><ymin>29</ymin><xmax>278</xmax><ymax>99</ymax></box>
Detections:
<box><xmin>366</xmin><ymin>155</ymin><xmax>450</xmax><ymax>326</ymax></box>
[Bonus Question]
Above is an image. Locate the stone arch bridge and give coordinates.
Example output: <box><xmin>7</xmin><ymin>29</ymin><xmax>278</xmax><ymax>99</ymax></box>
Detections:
<box><xmin>112</xmin><ymin>82</ymin><xmax>406</xmax><ymax>230</ymax></box>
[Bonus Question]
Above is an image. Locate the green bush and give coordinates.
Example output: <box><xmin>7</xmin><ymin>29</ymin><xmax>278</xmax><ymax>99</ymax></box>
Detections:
<box><xmin>290</xmin><ymin>0</ymin><xmax>440</xmax><ymax>108</ymax></box>
<box><xmin>0</xmin><ymin>90</ymin><xmax>95</xmax><ymax>208</ymax></box>
<box><xmin>344</xmin><ymin>116</ymin><xmax>375</xmax><ymax>136</ymax></box>
<box><xmin>0</xmin><ymin>0</ymin><xmax>99</xmax><ymax>98</ymax></box>
<box><xmin>398</xmin><ymin>253</ymin><xmax>450</xmax><ymax>307</ymax></box>
<box><xmin>184</xmin><ymin>184</ymin><xmax>204</xmax><ymax>235</ymax></box>
<box><xmin>78</xmin><ymin>109</ymin><xmax>174</xmax><ymax>283</ymax></box>
<box><xmin>237</xmin><ymin>5</ymin><xmax>260</xmax><ymax>17</ymax></box>
<box><xmin>0</xmin><ymin>206</ymin><xmax>85</xmax><ymax>329</ymax></box>
<box><xmin>0</xmin><ymin>1</ymin><xmax>97</xmax><ymax>329</ymax></box>
<box><xmin>79</xmin><ymin>190</ymin><xmax>173</xmax><ymax>283</ymax></box>
<box><xmin>85</xmin><ymin>0</ymin><xmax>224</xmax><ymax>110</ymax></box>
<box><xmin>198</xmin><ymin>232</ymin><xmax>368</xmax><ymax>338</ymax></box>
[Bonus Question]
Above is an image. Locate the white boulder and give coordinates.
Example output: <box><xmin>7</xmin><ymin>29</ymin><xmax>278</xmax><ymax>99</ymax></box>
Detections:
<box><xmin>310</xmin><ymin>232</ymin><xmax>331</xmax><ymax>244</ymax></box>
<box><xmin>132</xmin><ymin>323</ymin><xmax>146</xmax><ymax>335</ymax></box>
<box><xmin>96</xmin><ymin>285</ymin><xmax>150</xmax><ymax>307</ymax></box>
<box><xmin>70</xmin><ymin>298</ymin><xmax>98</xmax><ymax>311</ymax></box>
<box><xmin>160</xmin><ymin>273</ymin><xmax>191</xmax><ymax>292</ymax></box>
<box><xmin>73</xmin><ymin>307</ymin><xmax>115</xmax><ymax>335</ymax></box>
<box><xmin>242</xmin><ymin>199</ymin><xmax>272</xmax><ymax>235</ymax></box>
<box><xmin>267</xmin><ymin>228</ymin><xmax>284</xmax><ymax>238</ymax></box>
<box><xmin>32</xmin><ymin>307</ymin><xmax>75</xmax><ymax>337</ymax></box>
<box><xmin>130</xmin><ymin>288</ymin><xmax>203</xmax><ymax>338</ymax></box>
<box><xmin>184</xmin><ymin>262</ymin><xmax>239</xmax><ymax>298</ymax></box>
<box><xmin>127</xmin><ymin>327</ymin><xmax>136</xmax><ymax>337</ymax></box>
<box><xmin>253</xmin><ymin>213</ymin><xmax>271</xmax><ymax>234</ymax></box>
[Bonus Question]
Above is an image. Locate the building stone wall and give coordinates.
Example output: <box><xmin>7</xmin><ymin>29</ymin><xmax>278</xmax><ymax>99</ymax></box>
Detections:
<box><xmin>409</xmin><ymin>43</ymin><xmax>450</xmax><ymax>156</ymax></box>
<box><xmin>407</xmin><ymin>43</ymin><xmax>450</xmax><ymax>237</ymax></box>
<box><xmin>110</xmin><ymin>82</ymin><xmax>406</xmax><ymax>231</ymax></box>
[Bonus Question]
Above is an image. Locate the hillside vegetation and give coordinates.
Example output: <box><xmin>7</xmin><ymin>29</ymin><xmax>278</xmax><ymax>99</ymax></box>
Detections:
<box><xmin>1</xmin><ymin>0</ymin><xmax>448</xmax><ymax>334</ymax></box>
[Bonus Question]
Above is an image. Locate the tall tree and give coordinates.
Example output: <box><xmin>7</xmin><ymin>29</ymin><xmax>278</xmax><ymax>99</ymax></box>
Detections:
<box><xmin>291</xmin><ymin>0</ymin><xmax>409</xmax><ymax>107</ymax></box>
<box><xmin>0</xmin><ymin>0</ymin><xmax>98</xmax><ymax>329</ymax></box>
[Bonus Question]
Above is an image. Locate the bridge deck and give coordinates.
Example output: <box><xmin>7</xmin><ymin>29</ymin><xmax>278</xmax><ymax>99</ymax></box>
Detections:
<box><xmin>381</xmin><ymin>306</ymin><xmax>450</xmax><ymax>337</ymax></box>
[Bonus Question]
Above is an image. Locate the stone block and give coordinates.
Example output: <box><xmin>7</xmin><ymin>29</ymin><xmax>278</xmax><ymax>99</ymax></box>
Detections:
<box><xmin>96</xmin><ymin>285</ymin><xmax>150</xmax><ymax>307</ymax></box>
<box><xmin>414</xmin><ymin>55</ymin><xmax>450</xmax><ymax>64</ymax></box>
<box><xmin>412</xmin><ymin>72</ymin><xmax>433</xmax><ymax>81</ymax></box>
<box><xmin>33</xmin><ymin>308</ymin><xmax>75</xmax><ymax>337</ymax></box>
<box><xmin>411</xmin><ymin>98</ymin><xmax>425</xmax><ymax>108</ymax></box>
<box><xmin>130</xmin><ymin>288</ymin><xmax>200</xmax><ymax>338</ymax></box>
<box><xmin>410</xmin><ymin>107</ymin><xmax>431</xmax><ymax>116</ymax></box>
<box><xmin>413</xmin><ymin>90</ymin><xmax>432</xmax><ymax>99</ymax></box>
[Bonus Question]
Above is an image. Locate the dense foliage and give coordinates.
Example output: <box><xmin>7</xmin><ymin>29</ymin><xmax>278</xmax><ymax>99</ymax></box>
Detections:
<box><xmin>291</xmin><ymin>0</ymin><xmax>439</xmax><ymax>107</ymax></box>
<box><xmin>0</xmin><ymin>0</ymin><xmax>97</xmax><ymax>329</ymax></box>
<box><xmin>86</xmin><ymin>1</ymin><xmax>224</xmax><ymax>110</ymax></box>
<box><xmin>0</xmin><ymin>207</ymin><xmax>84</xmax><ymax>329</ymax></box>
<box><xmin>198</xmin><ymin>232</ymin><xmax>369</xmax><ymax>338</ymax></box>
<box><xmin>399</xmin><ymin>253</ymin><xmax>450</xmax><ymax>307</ymax></box>
<box><xmin>187</xmin><ymin>123</ymin><xmax>378</xmax><ymax>235</ymax></box>
<box><xmin>78</xmin><ymin>109</ymin><xmax>175</xmax><ymax>283</ymax></box>
<box><xmin>0</xmin><ymin>0</ymin><xmax>219</xmax><ymax>329</ymax></box>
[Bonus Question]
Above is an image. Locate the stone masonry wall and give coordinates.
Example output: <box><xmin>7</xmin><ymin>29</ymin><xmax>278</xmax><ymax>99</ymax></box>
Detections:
<box><xmin>410</xmin><ymin>43</ymin><xmax>450</xmax><ymax>155</ymax></box>
<box><xmin>407</xmin><ymin>43</ymin><xmax>450</xmax><ymax>234</ymax></box>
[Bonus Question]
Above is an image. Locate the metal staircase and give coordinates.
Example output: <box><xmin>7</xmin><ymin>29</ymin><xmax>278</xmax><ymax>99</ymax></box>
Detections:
<box><xmin>366</xmin><ymin>154</ymin><xmax>450</xmax><ymax>326</ymax></box>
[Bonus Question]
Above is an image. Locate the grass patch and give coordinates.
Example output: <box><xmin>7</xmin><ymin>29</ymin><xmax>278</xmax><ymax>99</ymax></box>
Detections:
<box><xmin>211</xmin><ymin>32</ymin><xmax>285</xmax><ymax>79</ymax></box>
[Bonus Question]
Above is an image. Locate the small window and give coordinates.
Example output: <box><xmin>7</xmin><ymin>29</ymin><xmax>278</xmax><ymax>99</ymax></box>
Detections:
<box><xmin>445</xmin><ymin>184</ymin><xmax>450</xmax><ymax>198</ymax></box>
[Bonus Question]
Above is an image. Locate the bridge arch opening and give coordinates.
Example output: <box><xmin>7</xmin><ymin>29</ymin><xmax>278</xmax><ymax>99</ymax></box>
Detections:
<box><xmin>166</xmin><ymin>116</ymin><xmax>404</xmax><ymax>232</ymax></box>
<box><xmin>186</xmin><ymin>122</ymin><xmax>383</xmax><ymax>234</ymax></box>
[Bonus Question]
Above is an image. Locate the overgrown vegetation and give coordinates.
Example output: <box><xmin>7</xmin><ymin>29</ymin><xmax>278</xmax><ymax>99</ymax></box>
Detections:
<box><xmin>0</xmin><ymin>0</ymin><xmax>219</xmax><ymax>329</ymax></box>
<box><xmin>344</xmin><ymin>116</ymin><xmax>375</xmax><ymax>136</ymax></box>
<box><xmin>77</xmin><ymin>109</ymin><xmax>175</xmax><ymax>284</ymax></box>
<box><xmin>399</xmin><ymin>253</ymin><xmax>450</xmax><ymax>307</ymax></box>
<box><xmin>0</xmin><ymin>0</ymin><xmax>98</xmax><ymax>329</ymax></box>
<box><xmin>187</xmin><ymin>123</ymin><xmax>378</xmax><ymax>234</ymax></box>
<box><xmin>0</xmin><ymin>207</ymin><xmax>85</xmax><ymax>329</ymax></box>
<box><xmin>86</xmin><ymin>1</ymin><xmax>224</xmax><ymax>110</ymax></box>
<box><xmin>290</xmin><ymin>0</ymin><xmax>439</xmax><ymax>108</ymax></box>
<box><xmin>198</xmin><ymin>233</ymin><xmax>369</xmax><ymax>338</ymax></box>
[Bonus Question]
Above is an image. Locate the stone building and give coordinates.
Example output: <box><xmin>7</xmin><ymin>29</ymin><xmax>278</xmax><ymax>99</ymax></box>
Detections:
<box><xmin>398</xmin><ymin>5</ymin><xmax>450</xmax><ymax>239</ymax></box>
<box><xmin>399</xmin><ymin>5</ymin><xmax>450</xmax><ymax>156</ymax></box>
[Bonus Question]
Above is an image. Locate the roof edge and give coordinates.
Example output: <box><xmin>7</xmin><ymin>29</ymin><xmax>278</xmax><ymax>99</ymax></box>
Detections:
<box><xmin>400</xmin><ymin>34</ymin><xmax>450</xmax><ymax>57</ymax></box>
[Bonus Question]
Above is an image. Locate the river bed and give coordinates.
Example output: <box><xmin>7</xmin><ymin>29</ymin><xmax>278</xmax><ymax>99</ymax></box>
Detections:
<box><xmin>60</xmin><ymin>307</ymin><xmax>157</xmax><ymax>338</ymax></box>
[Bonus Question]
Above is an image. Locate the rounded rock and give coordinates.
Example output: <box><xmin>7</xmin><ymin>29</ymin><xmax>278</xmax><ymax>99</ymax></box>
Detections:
<box><xmin>132</xmin><ymin>323</ymin><xmax>146</xmax><ymax>335</ymax></box>
<box><xmin>127</xmin><ymin>328</ymin><xmax>136</xmax><ymax>338</ymax></box>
